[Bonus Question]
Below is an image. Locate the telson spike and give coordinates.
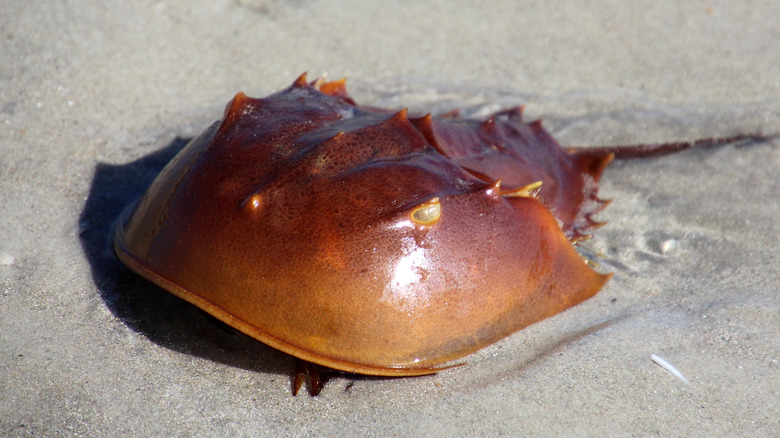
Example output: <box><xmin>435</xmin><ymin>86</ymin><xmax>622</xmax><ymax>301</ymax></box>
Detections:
<box><xmin>414</xmin><ymin>113</ymin><xmax>434</xmax><ymax>129</ymax></box>
<box><xmin>391</xmin><ymin>108</ymin><xmax>409</xmax><ymax>122</ymax></box>
<box><xmin>411</xmin><ymin>113</ymin><xmax>443</xmax><ymax>152</ymax></box>
<box><xmin>485</xmin><ymin>179</ymin><xmax>502</xmax><ymax>198</ymax></box>
<box><xmin>222</xmin><ymin>92</ymin><xmax>251</xmax><ymax>123</ymax></box>
<box><xmin>293</xmin><ymin>72</ymin><xmax>309</xmax><ymax>87</ymax></box>
<box><xmin>319</xmin><ymin>78</ymin><xmax>348</xmax><ymax>97</ymax></box>
<box><xmin>502</xmin><ymin>180</ymin><xmax>543</xmax><ymax>198</ymax></box>
<box><xmin>570</xmin><ymin>232</ymin><xmax>592</xmax><ymax>243</ymax></box>
<box><xmin>510</xmin><ymin>105</ymin><xmax>525</xmax><ymax>120</ymax></box>
<box><xmin>311</xmin><ymin>75</ymin><xmax>326</xmax><ymax>90</ymax></box>
<box><xmin>584</xmin><ymin>213</ymin><xmax>607</xmax><ymax>229</ymax></box>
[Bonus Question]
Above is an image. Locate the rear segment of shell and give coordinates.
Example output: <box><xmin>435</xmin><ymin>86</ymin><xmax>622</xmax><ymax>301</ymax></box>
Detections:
<box><xmin>411</xmin><ymin>108</ymin><xmax>614</xmax><ymax>241</ymax></box>
<box><xmin>114</xmin><ymin>74</ymin><xmax>611</xmax><ymax>375</ymax></box>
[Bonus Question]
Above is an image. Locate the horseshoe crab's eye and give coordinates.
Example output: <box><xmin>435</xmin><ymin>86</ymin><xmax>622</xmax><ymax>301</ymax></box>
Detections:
<box><xmin>410</xmin><ymin>197</ymin><xmax>441</xmax><ymax>226</ymax></box>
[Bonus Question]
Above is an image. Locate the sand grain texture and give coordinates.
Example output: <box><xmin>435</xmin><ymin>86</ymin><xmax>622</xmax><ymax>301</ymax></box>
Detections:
<box><xmin>1</xmin><ymin>1</ymin><xmax>778</xmax><ymax>436</ymax></box>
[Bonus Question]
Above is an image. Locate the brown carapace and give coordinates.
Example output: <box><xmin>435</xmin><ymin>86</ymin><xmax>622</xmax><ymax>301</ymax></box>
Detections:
<box><xmin>113</xmin><ymin>74</ymin><xmax>767</xmax><ymax>395</ymax></box>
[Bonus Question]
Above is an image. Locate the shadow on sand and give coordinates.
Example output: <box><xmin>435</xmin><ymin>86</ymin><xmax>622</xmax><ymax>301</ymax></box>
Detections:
<box><xmin>78</xmin><ymin>137</ymin><xmax>295</xmax><ymax>382</ymax></box>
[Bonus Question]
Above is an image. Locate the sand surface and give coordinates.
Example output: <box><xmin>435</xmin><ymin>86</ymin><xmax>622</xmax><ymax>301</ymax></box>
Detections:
<box><xmin>2</xmin><ymin>1</ymin><xmax>779</xmax><ymax>436</ymax></box>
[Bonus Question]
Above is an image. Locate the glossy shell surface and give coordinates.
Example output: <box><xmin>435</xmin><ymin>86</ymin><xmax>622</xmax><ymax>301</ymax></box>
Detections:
<box><xmin>114</xmin><ymin>74</ymin><xmax>612</xmax><ymax>376</ymax></box>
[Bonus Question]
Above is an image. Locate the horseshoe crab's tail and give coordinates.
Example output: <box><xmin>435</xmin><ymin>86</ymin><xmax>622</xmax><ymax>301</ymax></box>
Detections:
<box><xmin>565</xmin><ymin>133</ymin><xmax>775</xmax><ymax>159</ymax></box>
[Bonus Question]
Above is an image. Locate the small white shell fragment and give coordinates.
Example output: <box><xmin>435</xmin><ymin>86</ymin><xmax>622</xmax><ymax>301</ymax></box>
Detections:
<box><xmin>660</xmin><ymin>239</ymin><xmax>677</xmax><ymax>254</ymax></box>
<box><xmin>651</xmin><ymin>354</ymin><xmax>690</xmax><ymax>385</ymax></box>
<box><xmin>0</xmin><ymin>253</ymin><xmax>14</xmax><ymax>266</ymax></box>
